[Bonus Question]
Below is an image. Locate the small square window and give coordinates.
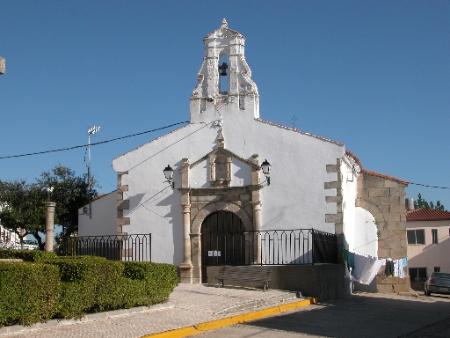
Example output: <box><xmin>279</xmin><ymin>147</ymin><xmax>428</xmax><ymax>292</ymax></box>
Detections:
<box><xmin>434</xmin><ymin>267</ymin><xmax>440</xmax><ymax>273</ymax></box>
<box><xmin>407</xmin><ymin>229</ymin><xmax>425</xmax><ymax>245</ymax></box>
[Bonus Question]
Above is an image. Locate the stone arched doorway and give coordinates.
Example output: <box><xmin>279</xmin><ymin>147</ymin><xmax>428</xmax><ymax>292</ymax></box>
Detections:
<box><xmin>201</xmin><ymin>211</ymin><xmax>245</xmax><ymax>282</ymax></box>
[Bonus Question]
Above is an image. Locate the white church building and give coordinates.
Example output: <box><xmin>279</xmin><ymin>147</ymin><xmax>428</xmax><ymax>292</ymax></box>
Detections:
<box><xmin>79</xmin><ymin>20</ymin><xmax>409</xmax><ymax>292</ymax></box>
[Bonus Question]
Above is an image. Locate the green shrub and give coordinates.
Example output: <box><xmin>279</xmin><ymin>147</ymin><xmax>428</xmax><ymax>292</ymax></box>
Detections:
<box><xmin>44</xmin><ymin>256</ymin><xmax>123</xmax><ymax>317</ymax></box>
<box><xmin>0</xmin><ymin>256</ymin><xmax>178</xmax><ymax>326</ymax></box>
<box><xmin>0</xmin><ymin>249</ymin><xmax>57</xmax><ymax>262</ymax></box>
<box><xmin>0</xmin><ymin>263</ymin><xmax>60</xmax><ymax>326</ymax></box>
<box><xmin>123</xmin><ymin>262</ymin><xmax>179</xmax><ymax>304</ymax></box>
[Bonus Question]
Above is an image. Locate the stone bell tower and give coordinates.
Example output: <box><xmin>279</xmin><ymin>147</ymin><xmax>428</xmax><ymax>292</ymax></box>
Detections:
<box><xmin>190</xmin><ymin>19</ymin><xmax>259</xmax><ymax>123</ymax></box>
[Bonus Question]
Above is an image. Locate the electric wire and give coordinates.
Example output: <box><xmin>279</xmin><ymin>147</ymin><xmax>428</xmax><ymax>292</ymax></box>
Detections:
<box><xmin>0</xmin><ymin>119</ymin><xmax>448</xmax><ymax>191</ymax></box>
<box><xmin>0</xmin><ymin>121</ymin><xmax>189</xmax><ymax>160</ymax></box>
<box><xmin>407</xmin><ymin>182</ymin><xmax>450</xmax><ymax>190</ymax></box>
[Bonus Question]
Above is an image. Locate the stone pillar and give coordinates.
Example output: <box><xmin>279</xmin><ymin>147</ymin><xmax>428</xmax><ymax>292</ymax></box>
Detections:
<box><xmin>179</xmin><ymin>158</ymin><xmax>193</xmax><ymax>283</ymax></box>
<box><xmin>250</xmin><ymin>154</ymin><xmax>262</xmax><ymax>263</ymax></box>
<box><xmin>180</xmin><ymin>203</ymin><xmax>193</xmax><ymax>282</ymax></box>
<box><xmin>44</xmin><ymin>201</ymin><xmax>56</xmax><ymax>252</ymax></box>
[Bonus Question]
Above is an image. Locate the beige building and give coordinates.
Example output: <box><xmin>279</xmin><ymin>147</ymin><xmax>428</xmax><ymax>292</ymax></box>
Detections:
<box><xmin>407</xmin><ymin>208</ymin><xmax>450</xmax><ymax>289</ymax></box>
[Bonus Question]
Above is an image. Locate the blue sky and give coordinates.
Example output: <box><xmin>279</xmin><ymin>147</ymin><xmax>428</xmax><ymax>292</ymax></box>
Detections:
<box><xmin>0</xmin><ymin>0</ymin><xmax>449</xmax><ymax>208</ymax></box>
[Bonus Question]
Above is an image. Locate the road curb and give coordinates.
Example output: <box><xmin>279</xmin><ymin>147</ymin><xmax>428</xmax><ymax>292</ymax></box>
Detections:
<box><xmin>142</xmin><ymin>297</ymin><xmax>316</xmax><ymax>338</ymax></box>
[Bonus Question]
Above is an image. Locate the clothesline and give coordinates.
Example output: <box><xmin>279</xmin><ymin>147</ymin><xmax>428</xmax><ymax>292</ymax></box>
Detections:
<box><xmin>343</xmin><ymin>249</ymin><xmax>408</xmax><ymax>285</ymax></box>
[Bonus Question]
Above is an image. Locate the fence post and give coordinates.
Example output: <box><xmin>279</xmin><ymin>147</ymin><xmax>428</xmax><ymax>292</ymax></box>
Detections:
<box><xmin>311</xmin><ymin>228</ymin><xmax>315</xmax><ymax>265</ymax></box>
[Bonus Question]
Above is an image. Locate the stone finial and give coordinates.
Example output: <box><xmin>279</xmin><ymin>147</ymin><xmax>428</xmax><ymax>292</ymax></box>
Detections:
<box><xmin>250</xmin><ymin>154</ymin><xmax>259</xmax><ymax>165</ymax></box>
<box><xmin>216</xmin><ymin>129</ymin><xmax>225</xmax><ymax>148</ymax></box>
<box><xmin>221</xmin><ymin>18</ymin><xmax>228</xmax><ymax>29</ymax></box>
<box><xmin>0</xmin><ymin>57</ymin><xmax>5</xmax><ymax>75</ymax></box>
<box><xmin>181</xmin><ymin>158</ymin><xmax>190</xmax><ymax>168</ymax></box>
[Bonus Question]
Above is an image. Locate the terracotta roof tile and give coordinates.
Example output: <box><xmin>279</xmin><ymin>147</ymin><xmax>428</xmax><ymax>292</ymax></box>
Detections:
<box><xmin>346</xmin><ymin>149</ymin><xmax>408</xmax><ymax>185</ymax></box>
<box><xmin>362</xmin><ymin>169</ymin><xmax>409</xmax><ymax>186</ymax></box>
<box><xmin>407</xmin><ymin>208</ymin><xmax>450</xmax><ymax>221</ymax></box>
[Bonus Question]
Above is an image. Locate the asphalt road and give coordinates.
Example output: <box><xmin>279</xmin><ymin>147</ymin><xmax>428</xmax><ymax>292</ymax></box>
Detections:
<box><xmin>198</xmin><ymin>293</ymin><xmax>450</xmax><ymax>338</ymax></box>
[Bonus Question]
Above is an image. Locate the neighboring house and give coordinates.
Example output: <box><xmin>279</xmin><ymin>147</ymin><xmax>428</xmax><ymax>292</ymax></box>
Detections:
<box><xmin>0</xmin><ymin>224</ymin><xmax>20</xmax><ymax>249</ymax></box>
<box><xmin>79</xmin><ymin>20</ymin><xmax>409</xmax><ymax>291</ymax></box>
<box><xmin>78</xmin><ymin>191</ymin><xmax>117</xmax><ymax>236</ymax></box>
<box><xmin>406</xmin><ymin>208</ymin><xmax>450</xmax><ymax>289</ymax></box>
<box><xmin>0</xmin><ymin>225</ymin><xmax>37</xmax><ymax>250</ymax></box>
<box><xmin>0</xmin><ymin>201</ymin><xmax>20</xmax><ymax>249</ymax></box>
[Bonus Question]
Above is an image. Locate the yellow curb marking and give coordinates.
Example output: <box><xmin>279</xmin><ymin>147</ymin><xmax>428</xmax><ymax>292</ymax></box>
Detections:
<box><xmin>143</xmin><ymin>298</ymin><xmax>316</xmax><ymax>338</ymax></box>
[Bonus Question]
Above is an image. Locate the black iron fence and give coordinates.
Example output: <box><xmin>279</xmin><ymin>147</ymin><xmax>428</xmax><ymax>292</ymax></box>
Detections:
<box><xmin>66</xmin><ymin>233</ymin><xmax>151</xmax><ymax>262</ymax></box>
<box><xmin>202</xmin><ymin>228</ymin><xmax>337</xmax><ymax>266</ymax></box>
<box><xmin>66</xmin><ymin>229</ymin><xmax>337</xmax><ymax>266</ymax></box>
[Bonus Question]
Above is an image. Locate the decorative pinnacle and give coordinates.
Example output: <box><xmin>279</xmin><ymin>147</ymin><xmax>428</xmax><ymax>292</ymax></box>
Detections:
<box><xmin>221</xmin><ymin>18</ymin><xmax>228</xmax><ymax>29</ymax></box>
<box><xmin>216</xmin><ymin>129</ymin><xmax>225</xmax><ymax>148</ymax></box>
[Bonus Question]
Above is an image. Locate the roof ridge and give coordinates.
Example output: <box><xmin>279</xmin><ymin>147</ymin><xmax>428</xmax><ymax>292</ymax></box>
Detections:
<box><xmin>361</xmin><ymin>168</ymin><xmax>409</xmax><ymax>185</ymax></box>
<box><xmin>255</xmin><ymin>118</ymin><xmax>344</xmax><ymax>146</ymax></box>
<box><xmin>406</xmin><ymin>207</ymin><xmax>450</xmax><ymax>221</ymax></box>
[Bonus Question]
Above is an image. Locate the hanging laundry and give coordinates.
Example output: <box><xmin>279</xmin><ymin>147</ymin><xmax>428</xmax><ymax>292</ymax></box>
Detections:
<box><xmin>385</xmin><ymin>259</ymin><xmax>394</xmax><ymax>276</ymax></box>
<box><xmin>352</xmin><ymin>253</ymin><xmax>384</xmax><ymax>285</ymax></box>
<box><xmin>395</xmin><ymin>257</ymin><xmax>408</xmax><ymax>278</ymax></box>
<box><xmin>343</xmin><ymin>249</ymin><xmax>355</xmax><ymax>271</ymax></box>
<box><xmin>393</xmin><ymin>260</ymin><xmax>400</xmax><ymax>277</ymax></box>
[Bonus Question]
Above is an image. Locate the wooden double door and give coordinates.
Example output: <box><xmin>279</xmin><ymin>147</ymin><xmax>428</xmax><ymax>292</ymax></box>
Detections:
<box><xmin>201</xmin><ymin>211</ymin><xmax>245</xmax><ymax>282</ymax></box>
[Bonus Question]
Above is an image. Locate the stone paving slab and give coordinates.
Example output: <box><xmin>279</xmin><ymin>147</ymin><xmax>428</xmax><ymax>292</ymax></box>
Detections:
<box><xmin>0</xmin><ymin>284</ymin><xmax>297</xmax><ymax>338</ymax></box>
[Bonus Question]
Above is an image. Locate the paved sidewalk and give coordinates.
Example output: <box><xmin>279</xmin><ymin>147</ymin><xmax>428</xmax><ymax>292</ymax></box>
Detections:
<box><xmin>0</xmin><ymin>284</ymin><xmax>297</xmax><ymax>338</ymax></box>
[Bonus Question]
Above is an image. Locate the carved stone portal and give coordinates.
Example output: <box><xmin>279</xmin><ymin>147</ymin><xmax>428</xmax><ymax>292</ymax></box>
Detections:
<box><xmin>178</xmin><ymin>138</ymin><xmax>263</xmax><ymax>283</ymax></box>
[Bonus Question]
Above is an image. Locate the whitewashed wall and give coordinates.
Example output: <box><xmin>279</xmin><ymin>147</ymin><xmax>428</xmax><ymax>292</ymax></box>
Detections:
<box><xmin>341</xmin><ymin>159</ymin><xmax>378</xmax><ymax>257</ymax></box>
<box><xmin>78</xmin><ymin>191</ymin><xmax>117</xmax><ymax>236</ymax></box>
<box><xmin>112</xmin><ymin>104</ymin><xmax>344</xmax><ymax>265</ymax></box>
<box><xmin>341</xmin><ymin>158</ymin><xmax>358</xmax><ymax>250</ymax></box>
<box><xmin>351</xmin><ymin>207</ymin><xmax>378</xmax><ymax>257</ymax></box>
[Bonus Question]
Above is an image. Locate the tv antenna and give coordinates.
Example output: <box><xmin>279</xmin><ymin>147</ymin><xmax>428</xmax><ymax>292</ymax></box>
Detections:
<box><xmin>86</xmin><ymin>125</ymin><xmax>101</xmax><ymax>217</ymax></box>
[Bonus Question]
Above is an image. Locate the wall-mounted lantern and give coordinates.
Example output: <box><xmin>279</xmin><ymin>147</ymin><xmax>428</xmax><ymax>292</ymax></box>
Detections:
<box><xmin>260</xmin><ymin>159</ymin><xmax>271</xmax><ymax>186</ymax></box>
<box><xmin>163</xmin><ymin>164</ymin><xmax>175</xmax><ymax>189</ymax></box>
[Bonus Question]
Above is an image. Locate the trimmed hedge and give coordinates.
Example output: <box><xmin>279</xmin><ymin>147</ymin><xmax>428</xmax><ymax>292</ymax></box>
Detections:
<box><xmin>0</xmin><ymin>263</ymin><xmax>60</xmax><ymax>326</ymax></box>
<box><xmin>0</xmin><ymin>249</ymin><xmax>57</xmax><ymax>262</ymax></box>
<box><xmin>0</xmin><ymin>253</ymin><xmax>179</xmax><ymax>326</ymax></box>
<box><xmin>123</xmin><ymin>262</ymin><xmax>179</xmax><ymax>305</ymax></box>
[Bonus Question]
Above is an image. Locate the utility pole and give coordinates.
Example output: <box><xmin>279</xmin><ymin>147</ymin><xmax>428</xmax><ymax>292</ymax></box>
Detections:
<box><xmin>0</xmin><ymin>57</ymin><xmax>5</xmax><ymax>75</ymax></box>
<box><xmin>86</xmin><ymin>125</ymin><xmax>100</xmax><ymax>218</ymax></box>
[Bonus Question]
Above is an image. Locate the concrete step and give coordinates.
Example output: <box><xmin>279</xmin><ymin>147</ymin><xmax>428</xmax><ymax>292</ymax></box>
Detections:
<box><xmin>214</xmin><ymin>291</ymin><xmax>299</xmax><ymax>316</ymax></box>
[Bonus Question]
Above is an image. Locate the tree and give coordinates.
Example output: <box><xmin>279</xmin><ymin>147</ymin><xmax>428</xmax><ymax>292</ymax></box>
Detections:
<box><xmin>0</xmin><ymin>165</ymin><xmax>97</xmax><ymax>250</ymax></box>
<box><xmin>36</xmin><ymin>165</ymin><xmax>97</xmax><ymax>246</ymax></box>
<box><xmin>414</xmin><ymin>193</ymin><xmax>446</xmax><ymax>211</ymax></box>
<box><xmin>0</xmin><ymin>181</ymin><xmax>46</xmax><ymax>249</ymax></box>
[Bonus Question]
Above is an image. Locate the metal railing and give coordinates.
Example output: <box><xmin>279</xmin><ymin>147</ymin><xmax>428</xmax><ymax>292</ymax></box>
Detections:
<box><xmin>66</xmin><ymin>233</ymin><xmax>151</xmax><ymax>261</ymax></box>
<box><xmin>202</xmin><ymin>228</ymin><xmax>337</xmax><ymax>266</ymax></box>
